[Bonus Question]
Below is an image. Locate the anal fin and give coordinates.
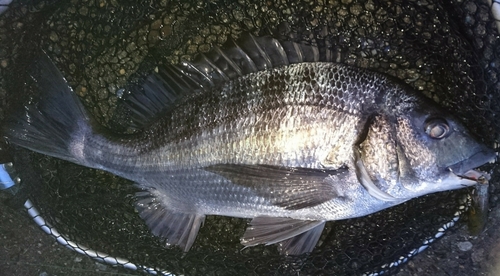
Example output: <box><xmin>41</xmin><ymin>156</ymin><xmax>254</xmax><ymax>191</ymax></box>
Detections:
<box><xmin>135</xmin><ymin>191</ymin><xmax>205</xmax><ymax>252</ymax></box>
<box><xmin>241</xmin><ymin>216</ymin><xmax>325</xmax><ymax>255</ymax></box>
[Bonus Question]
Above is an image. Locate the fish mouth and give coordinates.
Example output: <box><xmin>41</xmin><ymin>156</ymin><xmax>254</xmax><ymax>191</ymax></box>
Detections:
<box><xmin>447</xmin><ymin>148</ymin><xmax>496</xmax><ymax>184</ymax></box>
<box><xmin>456</xmin><ymin>170</ymin><xmax>490</xmax><ymax>184</ymax></box>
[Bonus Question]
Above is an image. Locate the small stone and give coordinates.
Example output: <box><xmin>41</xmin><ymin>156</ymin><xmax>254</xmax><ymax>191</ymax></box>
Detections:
<box><xmin>77</xmin><ymin>86</ymin><xmax>87</xmax><ymax>97</ymax></box>
<box><xmin>74</xmin><ymin>256</ymin><xmax>83</xmax><ymax>263</ymax></box>
<box><xmin>457</xmin><ymin>241</ymin><xmax>473</xmax><ymax>251</ymax></box>
<box><xmin>49</xmin><ymin>31</ymin><xmax>58</xmax><ymax>42</ymax></box>
<box><xmin>39</xmin><ymin>272</ymin><xmax>48</xmax><ymax>276</ymax></box>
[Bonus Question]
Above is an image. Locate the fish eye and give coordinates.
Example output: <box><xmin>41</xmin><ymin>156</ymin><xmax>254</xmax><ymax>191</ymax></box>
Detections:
<box><xmin>424</xmin><ymin>118</ymin><xmax>450</xmax><ymax>139</ymax></box>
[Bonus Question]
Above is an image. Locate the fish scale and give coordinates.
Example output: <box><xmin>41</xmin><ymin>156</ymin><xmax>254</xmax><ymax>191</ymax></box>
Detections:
<box><xmin>4</xmin><ymin>35</ymin><xmax>495</xmax><ymax>256</ymax></box>
<box><xmin>84</xmin><ymin>63</ymin><xmax>385</xmax><ymax>173</ymax></box>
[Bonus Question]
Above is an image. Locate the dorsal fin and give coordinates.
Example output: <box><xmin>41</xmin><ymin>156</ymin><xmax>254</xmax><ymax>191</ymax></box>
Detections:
<box><xmin>115</xmin><ymin>33</ymin><xmax>335</xmax><ymax>129</ymax></box>
<box><xmin>117</xmin><ymin>64</ymin><xmax>204</xmax><ymax>128</ymax></box>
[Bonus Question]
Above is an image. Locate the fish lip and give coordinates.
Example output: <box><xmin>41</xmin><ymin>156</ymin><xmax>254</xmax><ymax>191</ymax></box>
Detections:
<box><xmin>447</xmin><ymin>148</ymin><xmax>496</xmax><ymax>177</ymax></box>
<box><xmin>456</xmin><ymin>169</ymin><xmax>491</xmax><ymax>183</ymax></box>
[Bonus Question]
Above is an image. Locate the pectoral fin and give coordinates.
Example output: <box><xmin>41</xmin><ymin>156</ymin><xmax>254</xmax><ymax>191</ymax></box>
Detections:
<box><xmin>205</xmin><ymin>164</ymin><xmax>346</xmax><ymax>210</ymax></box>
<box><xmin>135</xmin><ymin>190</ymin><xmax>205</xmax><ymax>252</ymax></box>
<box><xmin>241</xmin><ymin>216</ymin><xmax>325</xmax><ymax>255</ymax></box>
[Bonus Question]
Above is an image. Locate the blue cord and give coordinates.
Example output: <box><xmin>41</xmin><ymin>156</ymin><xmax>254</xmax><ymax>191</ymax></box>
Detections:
<box><xmin>0</xmin><ymin>164</ymin><xmax>15</xmax><ymax>190</ymax></box>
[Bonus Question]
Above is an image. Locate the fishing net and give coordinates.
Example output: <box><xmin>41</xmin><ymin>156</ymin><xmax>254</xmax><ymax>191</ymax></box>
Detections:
<box><xmin>0</xmin><ymin>0</ymin><xmax>499</xmax><ymax>275</ymax></box>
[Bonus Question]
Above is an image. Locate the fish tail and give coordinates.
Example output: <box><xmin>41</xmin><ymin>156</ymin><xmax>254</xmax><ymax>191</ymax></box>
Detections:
<box><xmin>3</xmin><ymin>54</ymin><xmax>91</xmax><ymax>165</ymax></box>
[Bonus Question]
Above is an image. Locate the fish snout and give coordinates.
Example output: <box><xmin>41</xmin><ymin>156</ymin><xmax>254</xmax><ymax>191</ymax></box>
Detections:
<box><xmin>447</xmin><ymin>147</ymin><xmax>496</xmax><ymax>177</ymax></box>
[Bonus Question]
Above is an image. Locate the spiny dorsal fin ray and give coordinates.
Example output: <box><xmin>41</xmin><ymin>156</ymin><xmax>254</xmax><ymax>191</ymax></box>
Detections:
<box><xmin>118</xmin><ymin>33</ymin><xmax>334</xmax><ymax>129</ymax></box>
<box><xmin>205</xmin><ymin>164</ymin><xmax>344</xmax><ymax>210</ymax></box>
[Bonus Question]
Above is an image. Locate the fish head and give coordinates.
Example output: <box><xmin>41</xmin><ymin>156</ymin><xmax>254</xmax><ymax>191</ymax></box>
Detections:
<box><xmin>394</xmin><ymin>104</ymin><xmax>496</xmax><ymax>194</ymax></box>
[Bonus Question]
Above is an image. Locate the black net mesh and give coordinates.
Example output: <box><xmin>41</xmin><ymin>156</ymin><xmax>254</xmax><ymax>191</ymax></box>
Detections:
<box><xmin>1</xmin><ymin>0</ymin><xmax>500</xmax><ymax>275</ymax></box>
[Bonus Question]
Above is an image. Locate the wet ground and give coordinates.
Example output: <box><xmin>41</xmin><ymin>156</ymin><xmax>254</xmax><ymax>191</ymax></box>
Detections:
<box><xmin>2</xmin><ymin>190</ymin><xmax>500</xmax><ymax>276</ymax></box>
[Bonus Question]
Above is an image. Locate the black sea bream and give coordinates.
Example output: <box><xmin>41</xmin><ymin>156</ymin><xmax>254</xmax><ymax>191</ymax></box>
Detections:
<box><xmin>4</xmin><ymin>35</ymin><xmax>495</xmax><ymax>255</ymax></box>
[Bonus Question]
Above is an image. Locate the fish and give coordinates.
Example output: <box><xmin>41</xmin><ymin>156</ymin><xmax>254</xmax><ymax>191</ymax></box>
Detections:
<box><xmin>3</xmin><ymin>34</ymin><xmax>496</xmax><ymax>256</ymax></box>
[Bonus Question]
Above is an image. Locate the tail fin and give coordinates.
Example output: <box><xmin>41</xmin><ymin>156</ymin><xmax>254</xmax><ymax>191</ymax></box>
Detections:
<box><xmin>3</xmin><ymin>54</ymin><xmax>91</xmax><ymax>165</ymax></box>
